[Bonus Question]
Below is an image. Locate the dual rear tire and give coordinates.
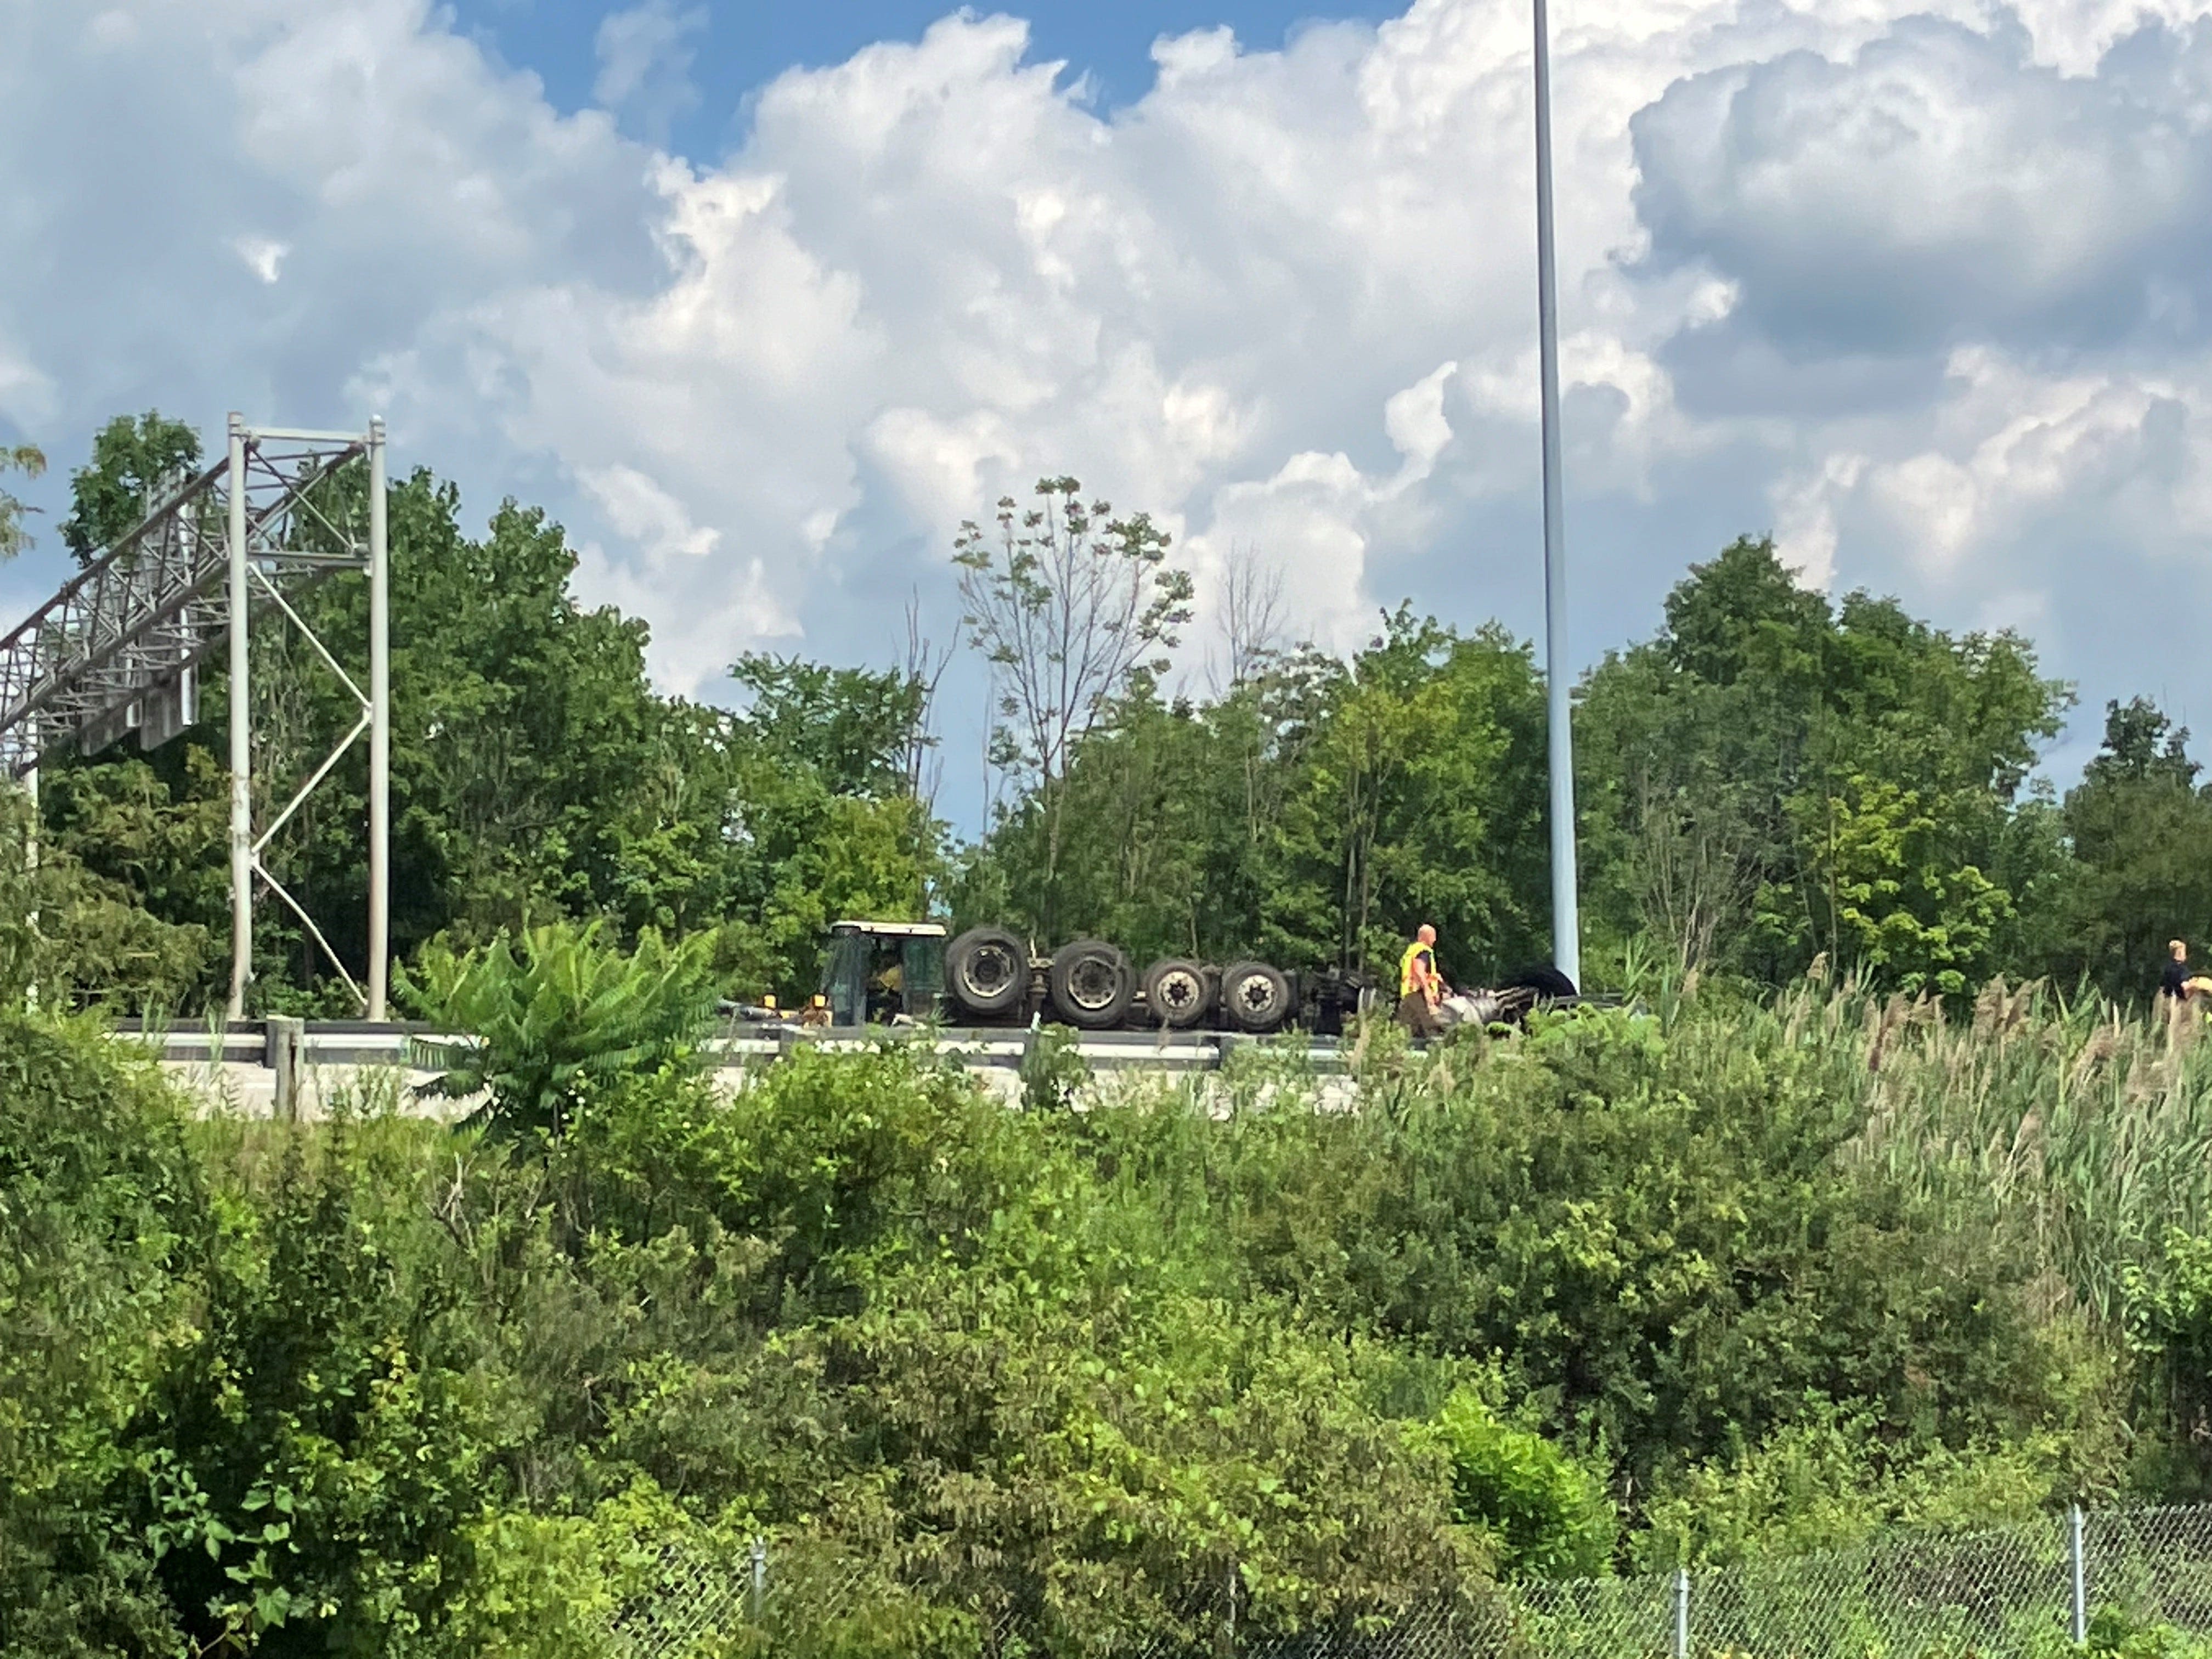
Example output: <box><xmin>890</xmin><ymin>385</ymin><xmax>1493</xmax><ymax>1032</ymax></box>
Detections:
<box><xmin>1143</xmin><ymin>955</ymin><xmax>1292</xmax><ymax>1034</ymax></box>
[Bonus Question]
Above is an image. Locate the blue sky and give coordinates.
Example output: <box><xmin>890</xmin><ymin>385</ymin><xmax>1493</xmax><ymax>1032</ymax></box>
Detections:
<box><xmin>445</xmin><ymin>1</ymin><xmax>1404</xmax><ymax>152</ymax></box>
<box><xmin>8</xmin><ymin>0</ymin><xmax>2212</xmax><ymax>819</ymax></box>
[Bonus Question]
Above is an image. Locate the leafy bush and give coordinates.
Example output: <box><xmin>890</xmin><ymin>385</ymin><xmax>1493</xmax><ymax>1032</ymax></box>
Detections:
<box><xmin>1429</xmin><ymin>1388</ymin><xmax>1615</xmax><ymax>1579</ymax></box>
<box><xmin>1630</xmin><ymin>1402</ymin><xmax>2067</xmax><ymax>1568</ymax></box>
<box><xmin>2124</xmin><ymin>1229</ymin><xmax>2212</xmax><ymax>1497</ymax></box>
<box><xmin>15</xmin><ymin>980</ymin><xmax>2212</xmax><ymax>1652</ymax></box>
<box><xmin>1112</xmin><ymin>1001</ymin><xmax>2095</xmax><ymax>1498</ymax></box>
<box><xmin>2087</xmin><ymin>1606</ymin><xmax>2212</xmax><ymax>1659</ymax></box>
<box><xmin>402</xmin><ymin>920</ymin><xmax>723</xmax><ymax>1136</ymax></box>
<box><xmin>125</xmin><ymin>1115</ymin><xmax>515</xmax><ymax>1655</ymax></box>
<box><xmin>0</xmin><ymin>1007</ymin><xmax>197</xmax><ymax>1658</ymax></box>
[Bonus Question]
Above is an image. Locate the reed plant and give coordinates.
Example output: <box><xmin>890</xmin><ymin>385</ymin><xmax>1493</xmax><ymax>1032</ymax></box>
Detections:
<box><xmin>1774</xmin><ymin>976</ymin><xmax>2212</xmax><ymax>1325</ymax></box>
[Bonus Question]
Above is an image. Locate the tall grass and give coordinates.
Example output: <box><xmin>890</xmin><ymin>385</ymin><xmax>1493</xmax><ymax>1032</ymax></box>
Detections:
<box><xmin>1121</xmin><ymin>977</ymin><xmax>2212</xmax><ymax>1331</ymax></box>
<box><xmin>1448</xmin><ymin>975</ymin><xmax>2212</xmax><ymax>1330</ymax></box>
<box><xmin>1802</xmin><ymin>979</ymin><xmax>2212</xmax><ymax>1324</ymax></box>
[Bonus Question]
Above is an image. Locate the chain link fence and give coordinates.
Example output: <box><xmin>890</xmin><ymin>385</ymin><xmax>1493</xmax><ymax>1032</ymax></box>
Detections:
<box><xmin>610</xmin><ymin>1502</ymin><xmax>2212</xmax><ymax>1659</ymax></box>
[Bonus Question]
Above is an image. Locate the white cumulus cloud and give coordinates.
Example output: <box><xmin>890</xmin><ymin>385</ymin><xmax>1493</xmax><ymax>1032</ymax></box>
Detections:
<box><xmin>594</xmin><ymin>0</ymin><xmax>707</xmax><ymax>145</ymax></box>
<box><xmin>2</xmin><ymin>0</ymin><xmax>2212</xmax><ymax>775</ymax></box>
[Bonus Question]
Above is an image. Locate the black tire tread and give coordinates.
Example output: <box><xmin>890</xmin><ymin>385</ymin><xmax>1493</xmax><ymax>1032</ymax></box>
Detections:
<box><xmin>1502</xmin><ymin>963</ymin><xmax>1578</xmax><ymax>1002</ymax></box>
<box><xmin>1220</xmin><ymin>958</ymin><xmax>1292</xmax><ymax>1034</ymax></box>
<box><xmin>946</xmin><ymin>925</ymin><xmax>1030</xmax><ymax>1018</ymax></box>
<box><xmin>1141</xmin><ymin>958</ymin><xmax>1209</xmax><ymax>1030</ymax></box>
<box><xmin>1048</xmin><ymin>939</ymin><xmax>1136</xmax><ymax>1029</ymax></box>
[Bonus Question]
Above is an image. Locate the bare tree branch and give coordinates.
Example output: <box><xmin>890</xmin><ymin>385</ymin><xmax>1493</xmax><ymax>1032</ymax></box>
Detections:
<box><xmin>1211</xmin><ymin>541</ymin><xmax>1287</xmax><ymax>695</ymax></box>
<box><xmin>900</xmin><ymin>590</ymin><xmax>958</xmax><ymax>812</ymax></box>
<box><xmin>953</xmin><ymin>476</ymin><xmax>1193</xmax><ymax>926</ymax></box>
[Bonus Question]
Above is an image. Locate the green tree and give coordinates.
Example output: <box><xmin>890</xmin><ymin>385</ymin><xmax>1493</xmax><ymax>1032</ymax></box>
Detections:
<box><xmin>956</xmin><ymin>476</ymin><xmax>1192</xmax><ymax>932</ymax></box>
<box><xmin>967</xmin><ymin>606</ymin><xmax>1550</xmax><ymax>986</ymax></box>
<box><xmin>40</xmin><ymin>420</ymin><xmax>946</xmax><ymax>1012</ymax></box>
<box><xmin>0</xmin><ymin>442</ymin><xmax>44</xmax><ymax>560</ymax></box>
<box><xmin>1786</xmin><ymin>776</ymin><xmax>2016</xmax><ymax>997</ymax></box>
<box><xmin>1269</xmin><ymin>610</ymin><xmax>1548</xmax><ymax>978</ymax></box>
<box><xmin>59</xmin><ymin>412</ymin><xmax>200</xmax><ymax>563</ymax></box>
<box><xmin>727</xmin><ymin>653</ymin><xmax>926</xmax><ymax>798</ymax></box>
<box><xmin>2054</xmin><ymin>699</ymin><xmax>2212</xmax><ymax>1000</ymax></box>
<box><xmin>1576</xmin><ymin>537</ymin><xmax>2071</xmax><ymax>991</ymax></box>
<box><xmin>0</xmin><ymin>763</ymin><xmax>216</xmax><ymax>1011</ymax></box>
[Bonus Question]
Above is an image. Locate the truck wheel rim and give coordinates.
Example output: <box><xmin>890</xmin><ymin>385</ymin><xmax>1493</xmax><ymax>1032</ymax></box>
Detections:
<box><xmin>1156</xmin><ymin>969</ymin><xmax>1202</xmax><ymax>1015</ymax></box>
<box><xmin>963</xmin><ymin>946</ymin><xmax>1017</xmax><ymax>997</ymax></box>
<box><xmin>1066</xmin><ymin>957</ymin><xmax>1120</xmax><ymax>1011</ymax></box>
<box><xmin>1233</xmin><ymin>972</ymin><xmax>1279</xmax><ymax>1014</ymax></box>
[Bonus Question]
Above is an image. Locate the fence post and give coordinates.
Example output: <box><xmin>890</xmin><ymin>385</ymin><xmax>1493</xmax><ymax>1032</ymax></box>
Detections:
<box><xmin>750</xmin><ymin>1534</ymin><xmax>767</xmax><ymax>1626</ymax></box>
<box><xmin>2070</xmin><ymin>1504</ymin><xmax>2087</xmax><ymax>1646</ymax></box>
<box><xmin>1674</xmin><ymin>1566</ymin><xmax>1690</xmax><ymax>1659</ymax></box>
<box><xmin>1224</xmin><ymin>1558</ymin><xmax>1238</xmax><ymax>1657</ymax></box>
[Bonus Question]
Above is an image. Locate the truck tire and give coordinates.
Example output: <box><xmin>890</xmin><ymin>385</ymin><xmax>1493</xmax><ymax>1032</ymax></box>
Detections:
<box><xmin>1142</xmin><ymin>958</ymin><xmax>1209</xmax><ymax>1030</ymax></box>
<box><xmin>1048</xmin><ymin>940</ymin><xmax>1136</xmax><ymax>1029</ymax></box>
<box><xmin>1503</xmin><ymin>963</ymin><xmax>1577</xmax><ymax>1002</ymax></box>
<box><xmin>946</xmin><ymin>926</ymin><xmax>1029</xmax><ymax>1019</ymax></box>
<box><xmin>1220</xmin><ymin>959</ymin><xmax>1292</xmax><ymax>1034</ymax></box>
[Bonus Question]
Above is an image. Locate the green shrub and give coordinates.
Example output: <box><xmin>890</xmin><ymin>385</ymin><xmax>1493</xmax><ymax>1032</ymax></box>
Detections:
<box><xmin>402</xmin><ymin>919</ymin><xmax>723</xmax><ymax>1136</ymax></box>
<box><xmin>2088</xmin><ymin>1605</ymin><xmax>2212</xmax><ymax>1659</ymax></box>
<box><xmin>1632</xmin><ymin>1402</ymin><xmax>2066</xmax><ymax>1568</ymax></box>
<box><xmin>1430</xmin><ymin>1388</ymin><xmax>1615</xmax><ymax>1579</ymax></box>
<box><xmin>0</xmin><ymin>1007</ymin><xmax>198</xmax><ymax>1657</ymax></box>
<box><xmin>9</xmin><ymin>978</ymin><xmax>2212</xmax><ymax>1650</ymax></box>
<box><xmin>2123</xmin><ymin>1229</ymin><xmax>2212</xmax><ymax>1498</ymax></box>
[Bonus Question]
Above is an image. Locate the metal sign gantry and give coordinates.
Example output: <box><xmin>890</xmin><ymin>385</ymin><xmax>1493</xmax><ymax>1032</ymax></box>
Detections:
<box><xmin>0</xmin><ymin>414</ymin><xmax>390</xmax><ymax>1019</ymax></box>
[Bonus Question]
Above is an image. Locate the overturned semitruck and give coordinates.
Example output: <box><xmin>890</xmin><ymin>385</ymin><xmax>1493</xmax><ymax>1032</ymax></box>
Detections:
<box><xmin>783</xmin><ymin>921</ymin><xmax>1579</xmax><ymax>1037</ymax></box>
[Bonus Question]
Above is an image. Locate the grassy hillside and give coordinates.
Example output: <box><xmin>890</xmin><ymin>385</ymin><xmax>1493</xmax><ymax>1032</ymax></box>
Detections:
<box><xmin>5</xmin><ymin>978</ymin><xmax>2212</xmax><ymax>1656</ymax></box>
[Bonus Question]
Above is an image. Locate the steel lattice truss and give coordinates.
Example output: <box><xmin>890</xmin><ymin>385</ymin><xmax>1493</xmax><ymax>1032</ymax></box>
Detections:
<box><xmin>0</xmin><ymin>429</ymin><xmax>369</xmax><ymax>778</ymax></box>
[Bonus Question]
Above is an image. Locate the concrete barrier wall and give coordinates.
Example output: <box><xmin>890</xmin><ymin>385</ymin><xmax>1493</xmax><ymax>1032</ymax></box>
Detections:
<box><xmin>129</xmin><ymin>1022</ymin><xmax>1361</xmax><ymax>1121</ymax></box>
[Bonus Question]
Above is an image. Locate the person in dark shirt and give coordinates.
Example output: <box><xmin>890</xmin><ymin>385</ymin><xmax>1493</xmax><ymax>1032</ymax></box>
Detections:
<box><xmin>2162</xmin><ymin>939</ymin><xmax>2192</xmax><ymax>1000</ymax></box>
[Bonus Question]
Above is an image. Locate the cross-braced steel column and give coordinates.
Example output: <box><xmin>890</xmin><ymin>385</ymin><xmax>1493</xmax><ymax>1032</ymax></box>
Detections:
<box><xmin>1</xmin><ymin>409</ymin><xmax>392</xmax><ymax>1020</ymax></box>
<box><xmin>227</xmin><ymin>414</ymin><xmax>253</xmax><ymax>1019</ymax></box>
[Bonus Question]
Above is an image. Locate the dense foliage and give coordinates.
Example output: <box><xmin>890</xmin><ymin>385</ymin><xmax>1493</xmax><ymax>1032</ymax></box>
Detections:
<box><xmin>13</xmin><ymin>412</ymin><xmax>2212</xmax><ymax>1014</ymax></box>
<box><xmin>13</xmin><ymin>408</ymin><xmax>2212</xmax><ymax>1652</ymax></box>
<box><xmin>9</xmin><ymin>974</ymin><xmax>2212</xmax><ymax>1654</ymax></box>
<box><xmin>956</xmin><ymin>535</ymin><xmax>2207</xmax><ymax>1005</ymax></box>
<box><xmin>12</xmin><ymin>422</ymin><xmax>938</xmax><ymax>1015</ymax></box>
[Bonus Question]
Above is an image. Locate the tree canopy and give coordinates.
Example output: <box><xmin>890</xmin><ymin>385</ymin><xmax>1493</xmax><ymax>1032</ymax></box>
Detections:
<box><xmin>0</xmin><ymin>442</ymin><xmax>43</xmax><ymax>561</ymax></box>
<box><xmin>14</xmin><ymin>419</ymin><xmax>2212</xmax><ymax>1657</ymax></box>
<box><xmin>12</xmin><ymin>420</ymin><xmax>2212</xmax><ymax>1015</ymax></box>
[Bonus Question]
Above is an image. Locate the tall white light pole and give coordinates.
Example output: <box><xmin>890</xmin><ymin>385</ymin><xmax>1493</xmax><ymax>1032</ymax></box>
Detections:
<box><xmin>1533</xmin><ymin>0</ymin><xmax>1582</xmax><ymax>988</ymax></box>
<box><xmin>366</xmin><ymin>417</ymin><xmax>390</xmax><ymax>1022</ymax></box>
<box><xmin>227</xmin><ymin>413</ymin><xmax>253</xmax><ymax>1020</ymax></box>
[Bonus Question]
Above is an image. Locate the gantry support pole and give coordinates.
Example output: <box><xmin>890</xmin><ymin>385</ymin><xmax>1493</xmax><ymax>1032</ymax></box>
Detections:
<box><xmin>366</xmin><ymin>417</ymin><xmax>390</xmax><ymax>1022</ymax></box>
<box><xmin>1533</xmin><ymin>0</ymin><xmax>1582</xmax><ymax>990</ymax></box>
<box><xmin>23</xmin><ymin>735</ymin><xmax>36</xmax><ymax>1012</ymax></box>
<box><xmin>226</xmin><ymin>414</ymin><xmax>252</xmax><ymax>1021</ymax></box>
